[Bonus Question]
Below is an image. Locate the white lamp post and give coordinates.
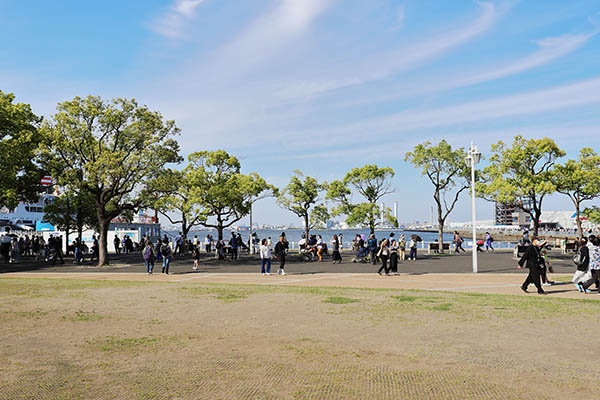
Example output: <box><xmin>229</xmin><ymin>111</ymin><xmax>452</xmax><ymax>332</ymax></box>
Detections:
<box><xmin>465</xmin><ymin>143</ymin><xmax>481</xmax><ymax>273</ymax></box>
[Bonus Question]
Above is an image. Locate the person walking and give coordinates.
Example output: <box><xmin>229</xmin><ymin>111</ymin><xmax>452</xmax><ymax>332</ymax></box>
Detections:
<box><xmin>330</xmin><ymin>234</ymin><xmax>342</xmax><ymax>264</ymax></box>
<box><xmin>453</xmin><ymin>231</ymin><xmax>465</xmax><ymax>253</ymax></box>
<box><xmin>377</xmin><ymin>239</ymin><xmax>390</xmax><ymax>275</ymax></box>
<box><xmin>398</xmin><ymin>234</ymin><xmax>406</xmax><ymax>261</ymax></box>
<box><xmin>113</xmin><ymin>235</ymin><xmax>121</xmax><ymax>255</ymax></box>
<box><xmin>368</xmin><ymin>234</ymin><xmax>378</xmax><ymax>265</ymax></box>
<box><xmin>576</xmin><ymin>235</ymin><xmax>600</xmax><ymax>294</ymax></box>
<box><xmin>192</xmin><ymin>245</ymin><xmax>200</xmax><ymax>270</ymax></box>
<box><xmin>142</xmin><ymin>240</ymin><xmax>155</xmax><ymax>275</ymax></box>
<box><xmin>161</xmin><ymin>238</ymin><xmax>172</xmax><ymax>274</ymax></box>
<box><xmin>274</xmin><ymin>235</ymin><xmax>289</xmax><ymax>275</ymax></box>
<box><xmin>316</xmin><ymin>235</ymin><xmax>324</xmax><ymax>262</ymax></box>
<box><xmin>229</xmin><ymin>232</ymin><xmax>238</xmax><ymax>260</ymax></box>
<box><xmin>572</xmin><ymin>237</ymin><xmax>590</xmax><ymax>283</ymax></box>
<box><xmin>485</xmin><ymin>232</ymin><xmax>494</xmax><ymax>252</ymax></box>
<box><xmin>389</xmin><ymin>239</ymin><xmax>399</xmax><ymax>275</ymax></box>
<box><xmin>518</xmin><ymin>237</ymin><xmax>546</xmax><ymax>295</ymax></box>
<box><xmin>260</xmin><ymin>238</ymin><xmax>271</xmax><ymax>276</ymax></box>
<box><xmin>408</xmin><ymin>237</ymin><xmax>417</xmax><ymax>261</ymax></box>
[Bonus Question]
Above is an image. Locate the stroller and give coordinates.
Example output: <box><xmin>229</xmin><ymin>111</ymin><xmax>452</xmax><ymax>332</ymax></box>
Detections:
<box><xmin>353</xmin><ymin>246</ymin><xmax>369</xmax><ymax>263</ymax></box>
<box><xmin>45</xmin><ymin>246</ymin><xmax>57</xmax><ymax>264</ymax></box>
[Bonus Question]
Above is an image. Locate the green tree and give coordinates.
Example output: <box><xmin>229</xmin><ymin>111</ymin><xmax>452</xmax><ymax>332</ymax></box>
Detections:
<box><xmin>41</xmin><ymin>96</ymin><xmax>181</xmax><ymax>266</ymax></box>
<box><xmin>0</xmin><ymin>91</ymin><xmax>44</xmax><ymax>209</ymax></box>
<box><xmin>186</xmin><ymin>150</ymin><xmax>272</xmax><ymax>240</ymax></box>
<box><xmin>477</xmin><ymin>135</ymin><xmax>565</xmax><ymax>236</ymax></box>
<box><xmin>149</xmin><ymin>168</ymin><xmax>206</xmax><ymax>240</ymax></box>
<box><xmin>405</xmin><ymin>140</ymin><xmax>470</xmax><ymax>251</ymax></box>
<box><xmin>552</xmin><ymin>148</ymin><xmax>600</xmax><ymax>240</ymax></box>
<box><xmin>277</xmin><ymin>171</ymin><xmax>326</xmax><ymax>241</ymax></box>
<box><xmin>43</xmin><ymin>189</ymin><xmax>98</xmax><ymax>253</ymax></box>
<box><xmin>326</xmin><ymin>165</ymin><xmax>397</xmax><ymax>234</ymax></box>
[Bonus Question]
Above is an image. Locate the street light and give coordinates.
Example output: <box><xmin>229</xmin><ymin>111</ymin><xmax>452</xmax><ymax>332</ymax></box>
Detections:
<box><xmin>465</xmin><ymin>143</ymin><xmax>481</xmax><ymax>273</ymax></box>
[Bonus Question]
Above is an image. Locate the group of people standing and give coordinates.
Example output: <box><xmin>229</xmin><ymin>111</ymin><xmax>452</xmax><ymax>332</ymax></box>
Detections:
<box><xmin>259</xmin><ymin>233</ymin><xmax>289</xmax><ymax>275</ymax></box>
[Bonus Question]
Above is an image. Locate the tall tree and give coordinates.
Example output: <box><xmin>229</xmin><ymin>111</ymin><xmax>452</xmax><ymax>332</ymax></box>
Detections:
<box><xmin>277</xmin><ymin>171</ymin><xmax>326</xmax><ymax>241</ymax></box>
<box><xmin>187</xmin><ymin>150</ymin><xmax>272</xmax><ymax>240</ymax></box>
<box><xmin>149</xmin><ymin>168</ymin><xmax>206</xmax><ymax>240</ymax></box>
<box><xmin>0</xmin><ymin>91</ymin><xmax>44</xmax><ymax>209</ymax></box>
<box><xmin>43</xmin><ymin>189</ymin><xmax>98</xmax><ymax>253</ymax></box>
<box><xmin>552</xmin><ymin>148</ymin><xmax>600</xmax><ymax>240</ymax></box>
<box><xmin>405</xmin><ymin>141</ymin><xmax>470</xmax><ymax>251</ymax></box>
<box><xmin>326</xmin><ymin>165</ymin><xmax>397</xmax><ymax>234</ymax></box>
<box><xmin>41</xmin><ymin>96</ymin><xmax>181</xmax><ymax>266</ymax></box>
<box><xmin>477</xmin><ymin>135</ymin><xmax>564</xmax><ymax>236</ymax></box>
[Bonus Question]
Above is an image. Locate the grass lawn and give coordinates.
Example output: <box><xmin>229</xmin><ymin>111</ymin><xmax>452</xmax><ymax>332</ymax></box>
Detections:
<box><xmin>1</xmin><ymin>276</ymin><xmax>598</xmax><ymax>399</ymax></box>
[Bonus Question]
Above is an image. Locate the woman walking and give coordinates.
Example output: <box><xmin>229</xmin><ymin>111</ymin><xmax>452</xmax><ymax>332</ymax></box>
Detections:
<box><xmin>389</xmin><ymin>239</ymin><xmax>399</xmax><ymax>275</ymax></box>
<box><xmin>572</xmin><ymin>237</ymin><xmax>590</xmax><ymax>283</ymax></box>
<box><xmin>576</xmin><ymin>235</ymin><xmax>600</xmax><ymax>294</ymax></box>
<box><xmin>192</xmin><ymin>245</ymin><xmax>200</xmax><ymax>270</ymax></box>
<box><xmin>331</xmin><ymin>234</ymin><xmax>342</xmax><ymax>264</ymax></box>
<box><xmin>377</xmin><ymin>239</ymin><xmax>390</xmax><ymax>275</ymax></box>
<box><xmin>142</xmin><ymin>240</ymin><xmax>155</xmax><ymax>275</ymax></box>
<box><xmin>485</xmin><ymin>232</ymin><xmax>494</xmax><ymax>252</ymax></box>
<box><xmin>260</xmin><ymin>238</ymin><xmax>271</xmax><ymax>275</ymax></box>
<box><xmin>316</xmin><ymin>235</ymin><xmax>324</xmax><ymax>261</ymax></box>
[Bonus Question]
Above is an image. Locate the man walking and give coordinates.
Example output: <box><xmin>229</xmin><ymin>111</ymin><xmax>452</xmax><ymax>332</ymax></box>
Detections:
<box><xmin>518</xmin><ymin>238</ymin><xmax>546</xmax><ymax>295</ymax></box>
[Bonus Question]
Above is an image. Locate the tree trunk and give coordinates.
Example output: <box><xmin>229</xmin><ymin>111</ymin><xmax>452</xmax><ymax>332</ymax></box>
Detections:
<box><xmin>181</xmin><ymin>217</ymin><xmax>189</xmax><ymax>255</ymax></box>
<box><xmin>575</xmin><ymin>200</ymin><xmax>583</xmax><ymax>242</ymax></box>
<box><xmin>532</xmin><ymin>204</ymin><xmax>541</xmax><ymax>237</ymax></box>
<box><xmin>97</xmin><ymin>217</ymin><xmax>110</xmax><ymax>266</ymax></box>
<box><xmin>438</xmin><ymin>217</ymin><xmax>445</xmax><ymax>254</ymax></box>
<box><xmin>304</xmin><ymin>214</ymin><xmax>309</xmax><ymax>244</ymax></box>
<box><xmin>217</xmin><ymin>219</ymin><xmax>224</xmax><ymax>241</ymax></box>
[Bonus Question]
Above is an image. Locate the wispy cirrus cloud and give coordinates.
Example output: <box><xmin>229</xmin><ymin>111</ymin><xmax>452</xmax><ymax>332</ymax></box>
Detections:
<box><xmin>152</xmin><ymin>0</ymin><xmax>207</xmax><ymax>39</ymax></box>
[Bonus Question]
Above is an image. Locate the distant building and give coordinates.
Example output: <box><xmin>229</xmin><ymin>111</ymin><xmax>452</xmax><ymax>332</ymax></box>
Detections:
<box><xmin>494</xmin><ymin>201</ymin><xmax>531</xmax><ymax>228</ymax></box>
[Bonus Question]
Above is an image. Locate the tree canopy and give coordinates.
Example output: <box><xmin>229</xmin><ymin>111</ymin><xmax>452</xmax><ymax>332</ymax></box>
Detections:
<box><xmin>0</xmin><ymin>91</ymin><xmax>44</xmax><ymax>210</ymax></box>
<box><xmin>41</xmin><ymin>95</ymin><xmax>181</xmax><ymax>265</ymax></box>
<box><xmin>327</xmin><ymin>165</ymin><xmax>397</xmax><ymax>234</ymax></box>
<box><xmin>477</xmin><ymin>135</ymin><xmax>564</xmax><ymax>236</ymax></box>
<box><xmin>277</xmin><ymin>170</ymin><xmax>326</xmax><ymax>240</ymax></box>
<box><xmin>405</xmin><ymin>140</ymin><xmax>469</xmax><ymax>249</ymax></box>
<box><xmin>186</xmin><ymin>150</ymin><xmax>272</xmax><ymax>240</ymax></box>
<box><xmin>552</xmin><ymin>148</ymin><xmax>600</xmax><ymax>239</ymax></box>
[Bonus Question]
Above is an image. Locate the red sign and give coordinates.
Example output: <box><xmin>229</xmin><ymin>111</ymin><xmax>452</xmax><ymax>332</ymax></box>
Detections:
<box><xmin>40</xmin><ymin>176</ymin><xmax>53</xmax><ymax>186</ymax></box>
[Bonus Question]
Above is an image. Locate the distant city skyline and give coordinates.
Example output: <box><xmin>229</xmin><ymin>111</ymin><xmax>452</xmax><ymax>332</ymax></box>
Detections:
<box><xmin>2</xmin><ymin>0</ymin><xmax>600</xmax><ymax>226</ymax></box>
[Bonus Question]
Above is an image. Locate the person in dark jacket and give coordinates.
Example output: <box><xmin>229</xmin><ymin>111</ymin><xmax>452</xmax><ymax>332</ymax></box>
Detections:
<box><xmin>572</xmin><ymin>237</ymin><xmax>590</xmax><ymax>283</ymax></box>
<box><xmin>518</xmin><ymin>238</ymin><xmax>546</xmax><ymax>295</ymax></box>
<box><xmin>367</xmin><ymin>234</ymin><xmax>378</xmax><ymax>265</ymax></box>
<box><xmin>274</xmin><ymin>234</ymin><xmax>289</xmax><ymax>275</ymax></box>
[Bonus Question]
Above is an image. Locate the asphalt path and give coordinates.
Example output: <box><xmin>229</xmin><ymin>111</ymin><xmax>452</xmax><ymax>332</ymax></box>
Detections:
<box><xmin>0</xmin><ymin>248</ymin><xmax>579</xmax><ymax>276</ymax></box>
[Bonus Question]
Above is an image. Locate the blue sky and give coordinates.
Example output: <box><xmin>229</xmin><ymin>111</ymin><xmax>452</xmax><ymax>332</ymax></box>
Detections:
<box><xmin>2</xmin><ymin>0</ymin><xmax>600</xmax><ymax>226</ymax></box>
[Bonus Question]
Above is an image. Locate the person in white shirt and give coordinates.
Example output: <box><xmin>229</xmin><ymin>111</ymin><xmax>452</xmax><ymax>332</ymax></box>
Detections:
<box><xmin>260</xmin><ymin>239</ymin><xmax>271</xmax><ymax>275</ymax></box>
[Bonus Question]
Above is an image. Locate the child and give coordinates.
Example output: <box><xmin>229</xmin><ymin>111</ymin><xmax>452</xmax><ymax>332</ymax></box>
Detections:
<box><xmin>192</xmin><ymin>246</ymin><xmax>200</xmax><ymax>270</ymax></box>
<box><xmin>260</xmin><ymin>238</ymin><xmax>271</xmax><ymax>275</ymax></box>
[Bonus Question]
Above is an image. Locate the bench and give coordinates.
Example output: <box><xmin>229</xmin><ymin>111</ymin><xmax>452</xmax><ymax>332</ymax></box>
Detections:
<box><xmin>513</xmin><ymin>245</ymin><xmax>528</xmax><ymax>259</ymax></box>
<box><xmin>427</xmin><ymin>242</ymin><xmax>450</xmax><ymax>254</ymax></box>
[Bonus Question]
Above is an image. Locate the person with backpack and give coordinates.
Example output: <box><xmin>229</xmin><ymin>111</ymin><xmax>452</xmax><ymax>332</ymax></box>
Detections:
<box><xmin>142</xmin><ymin>240</ymin><xmax>156</xmax><ymax>275</ymax></box>
<box><xmin>330</xmin><ymin>234</ymin><xmax>342</xmax><ymax>264</ymax></box>
<box><xmin>572</xmin><ymin>237</ymin><xmax>590</xmax><ymax>283</ymax></box>
<box><xmin>398</xmin><ymin>234</ymin><xmax>406</xmax><ymax>261</ymax></box>
<box><xmin>453</xmin><ymin>231</ymin><xmax>465</xmax><ymax>253</ymax></box>
<box><xmin>408</xmin><ymin>237</ymin><xmax>418</xmax><ymax>261</ymax></box>
<box><xmin>389</xmin><ymin>239</ymin><xmax>399</xmax><ymax>274</ymax></box>
<box><xmin>161</xmin><ymin>238</ymin><xmax>172</xmax><ymax>274</ymax></box>
<box><xmin>485</xmin><ymin>232</ymin><xmax>494</xmax><ymax>252</ymax></box>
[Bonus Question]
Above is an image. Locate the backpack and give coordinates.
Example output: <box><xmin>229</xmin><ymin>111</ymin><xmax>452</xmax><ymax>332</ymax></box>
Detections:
<box><xmin>143</xmin><ymin>247</ymin><xmax>152</xmax><ymax>261</ymax></box>
<box><xmin>161</xmin><ymin>244</ymin><xmax>171</xmax><ymax>256</ymax></box>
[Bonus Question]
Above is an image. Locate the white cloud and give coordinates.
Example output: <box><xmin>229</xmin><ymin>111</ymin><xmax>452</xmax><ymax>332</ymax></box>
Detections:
<box><xmin>285</xmin><ymin>76</ymin><xmax>600</xmax><ymax>146</ymax></box>
<box><xmin>152</xmin><ymin>0</ymin><xmax>207</xmax><ymax>39</ymax></box>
